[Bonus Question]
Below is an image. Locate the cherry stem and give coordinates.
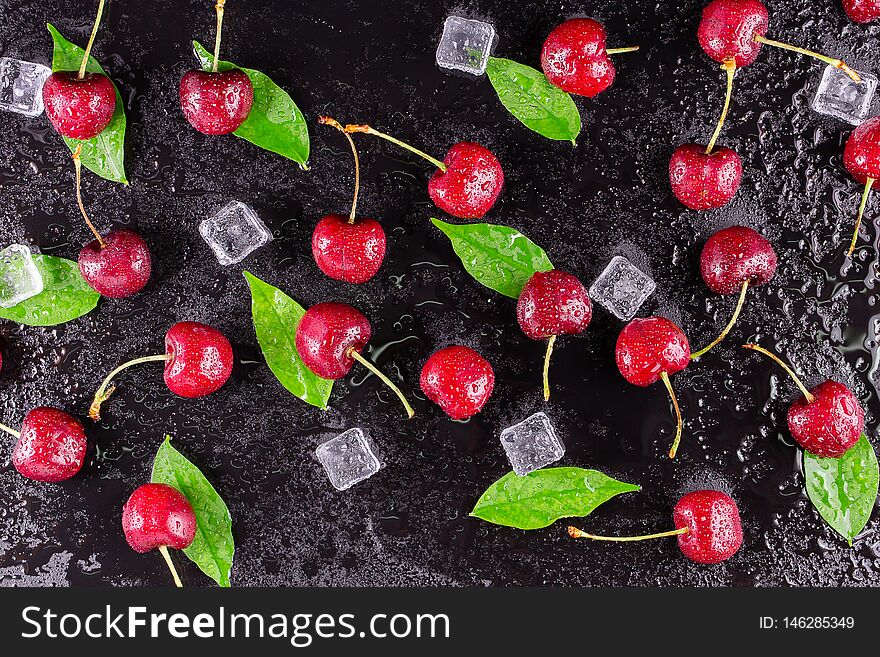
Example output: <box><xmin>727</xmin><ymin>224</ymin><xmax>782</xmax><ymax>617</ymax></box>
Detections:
<box><xmin>320</xmin><ymin>116</ymin><xmax>361</xmax><ymax>223</ymax></box>
<box><xmin>0</xmin><ymin>422</ymin><xmax>21</xmax><ymax>439</ymax></box>
<box><xmin>605</xmin><ymin>46</ymin><xmax>639</xmax><ymax>55</ymax></box>
<box><xmin>89</xmin><ymin>354</ymin><xmax>171</xmax><ymax>421</ymax></box>
<box><xmin>348</xmin><ymin>349</ymin><xmax>415</xmax><ymax>419</ymax></box>
<box><xmin>568</xmin><ymin>525</ymin><xmax>688</xmax><ymax>542</ymax></box>
<box><xmin>78</xmin><ymin>0</ymin><xmax>106</xmax><ymax>79</ymax></box>
<box><xmin>742</xmin><ymin>343</ymin><xmax>816</xmax><ymax>403</ymax></box>
<box><xmin>691</xmin><ymin>280</ymin><xmax>749</xmax><ymax>360</ymax></box>
<box><xmin>705</xmin><ymin>58</ymin><xmax>736</xmax><ymax>155</ymax></box>
<box><xmin>72</xmin><ymin>145</ymin><xmax>106</xmax><ymax>248</ymax></box>
<box><xmin>344</xmin><ymin>124</ymin><xmax>447</xmax><ymax>172</ymax></box>
<box><xmin>848</xmin><ymin>178</ymin><xmax>874</xmax><ymax>257</ymax></box>
<box><xmin>753</xmin><ymin>34</ymin><xmax>861</xmax><ymax>82</ymax></box>
<box><xmin>212</xmin><ymin>0</ymin><xmax>226</xmax><ymax>72</ymax></box>
<box><xmin>542</xmin><ymin>335</ymin><xmax>556</xmax><ymax>401</ymax></box>
<box><xmin>158</xmin><ymin>545</ymin><xmax>183</xmax><ymax>588</ymax></box>
<box><xmin>660</xmin><ymin>371</ymin><xmax>682</xmax><ymax>459</ymax></box>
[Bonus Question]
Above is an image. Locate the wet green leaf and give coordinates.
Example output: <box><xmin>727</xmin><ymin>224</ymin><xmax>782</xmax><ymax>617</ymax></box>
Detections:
<box><xmin>804</xmin><ymin>434</ymin><xmax>879</xmax><ymax>545</ymax></box>
<box><xmin>486</xmin><ymin>57</ymin><xmax>581</xmax><ymax>144</ymax></box>
<box><xmin>431</xmin><ymin>217</ymin><xmax>553</xmax><ymax>298</ymax></box>
<box><xmin>244</xmin><ymin>271</ymin><xmax>333</xmax><ymax>409</ymax></box>
<box><xmin>0</xmin><ymin>254</ymin><xmax>99</xmax><ymax>326</ymax></box>
<box><xmin>471</xmin><ymin>467</ymin><xmax>640</xmax><ymax>530</ymax></box>
<box><xmin>193</xmin><ymin>41</ymin><xmax>310</xmax><ymax>166</ymax></box>
<box><xmin>47</xmin><ymin>24</ymin><xmax>127</xmax><ymax>184</ymax></box>
<box><xmin>151</xmin><ymin>436</ymin><xmax>234</xmax><ymax>587</ymax></box>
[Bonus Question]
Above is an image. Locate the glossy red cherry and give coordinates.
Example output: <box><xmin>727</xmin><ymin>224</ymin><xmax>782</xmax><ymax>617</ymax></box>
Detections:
<box><xmin>669</xmin><ymin>144</ymin><xmax>742</xmax><ymax>210</ymax></box>
<box><xmin>420</xmin><ymin>345</ymin><xmax>494</xmax><ymax>420</ymax></box>
<box><xmin>43</xmin><ymin>71</ymin><xmax>116</xmax><ymax>140</ymax></box>
<box><xmin>517</xmin><ymin>270</ymin><xmax>593</xmax><ymax>339</ymax></box>
<box><xmin>427</xmin><ymin>142</ymin><xmax>504</xmax><ymax>219</ymax></box>
<box><xmin>78</xmin><ymin>228</ymin><xmax>152</xmax><ymax>298</ymax></box>
<box><xmin>698</xmin><ymin>0</ymin><xmax>768</xmax><ymax>67</ymax></box>
<box><xmin>673</xmin><ymin>490</ymin><xmax>743</xmax><ymax>564</ymax></box>
<box><xmin>843</xmin><ymin>0</ymin><xmax>880</xmax><ymax>23</ymax></box>
<box><xmin>295</xmin><ymin>302</ymin><xmax>371</xmax><ymax>380</ymax></box>
<box><xmin>6</xmin><ymin>407</ymin><xmax>88</xmax><ymax>483</ymax></box>
<box><xmin>122</xmin><ymin>483</ymin><xmax>197</xmax><ymax>553</ymax></box>
<box><xmin>179</xmin><ymin>69</ymin><xmax>253</xmax><ymax>135</ymax></box>
<box><xmin>788</xmin><ymin>381</ymin><xmax>864</xmax><ymax>458</ymax></box>
<box><xmin>312</xmin><ymin>215</ymin><xmax>386</xmax><ymax>283</ymax></box>
<box><xmin>843</xmin><ymin>117</ymin><xmax>880</xmax><ymax>254</ymax></box>
<box><xmin>541</xmin><ymin>19</ymin><xmax>615</xmax><ymax>97</ymax></box>
<box><xmin>700</xmin><ymin>226</ymin><xmax>777</xmax><ymax>295</ymax></box>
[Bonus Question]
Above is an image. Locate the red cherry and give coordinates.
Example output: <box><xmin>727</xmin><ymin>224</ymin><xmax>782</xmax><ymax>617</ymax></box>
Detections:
<box><xmin>697</xmin><ymin>0</ymin><xmax>768</xmax><ymax>67</ymax></box>
<box><xmin>541</xmin><ymin>19</ymin><xmax>615</xmax><ymax>97</ymax></box>
<box><xmin>43</xmin><ymin>72</ymin><xmax>116</xmax><ymax>140</ymax></box>
<box><xmin>312</xmin><ymin>215</ymin><xmax>386</xmax><ymax>284</ymax></box>
<box><xmin>669</xmin><ymin>144</ymin><xmax>742</xmax><ymax>210</ymax></box>
<box><xmin>700</xmin><ymin>226</ymin><xmax>777</xmax><ymax>294</ymax></box>
<box><xmin>787</xmin><ymin>381</ymin><xmax>864</xmax><ymax>458</ymax></box>
<box><xmin>9</xmin><ymin>407</ymin><xmax>88</xmax><ymax>483</ymax></box>
<box><xmin>673</xmin><ymin>490</ymin><xmax>743</xmax><ymax>564</ymax></box>
<box><xmin>517</xmin><ymin>270</ymin><xmax>592</xmax><ymax>339</ymax></box>
<box><xmin>163</xmin><ymin>322</ymin><xmax>234</xmax><ymax>398</ymax></box>
<box><xmin>78</xmin><ymin>228</ymin><xmax>152</xmax><ymax>298</ymax></box>
<box><xmin>843</xmin><ymin>117</ymin><xmax>880</xmax><ymax>255</ymax></box>
<box><xmin>295</xmin><ymin>302</ymin><xmax>371</xmax><ymax>380</ymax></box>
<box><xmin>428</xmin><ymin>142</ymin><xmax>504</xmax><ymax>219</ymax></box>
<box><xmin>122</xmin><ymin>483</ymin><xmax>196</xmax><ymax>553</ymax></box>
<box><xmin>420</xmin><ymin>345</ymin><xmax>494</xmax><ymax>420</ymax></box>
<box><xmin>179</xmin><ymin>69</ymin><xmax>253</xmax><ymax>135</ymax></box>
<box><xmin>843</xmin><ymin>0</ymin><xmax>880</xmax><ymax>23</ymax></box>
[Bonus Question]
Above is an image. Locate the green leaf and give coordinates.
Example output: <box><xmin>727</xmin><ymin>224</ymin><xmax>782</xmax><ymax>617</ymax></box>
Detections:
<box><xmin>243</xmin><ymin>271</ymin><xmax>333</xmax><ymax>409</ymax></box>
<box><xmin>151</xmin><ymin>436</ymin><xmax>234</xmax><ymax>587</ymax></box>
<box><xmin>431</xmin><ymin>218</ymin><xmax>553</xmax><ymax>298</ymax></box>
<box><xmin>486</xmin><ymin>57</ymin><xmax>581</xmax><ymax>144</ymax></box>
<box><xmin>47</xmin><ymin>24</ymin><xmax>127</xmax><ymax>184</ymax></box>
<box><xmin>0</xmin><ymin>254</ymin><xmax>99</xmax><ymax>326</ymax></box>
<box><xmin>804</xmin><ymin>434</ymin><xmax>879</xmax><ymax>545</ymax></box>
<box><xmin>471</xmin><ymin>467</ymin><xmax>640</xmax><ymax>530</ymax></box>
<box><xmin>193</xmin><ymin>41</ymin><xmax>310</xmax><ymax>166</ymax></box>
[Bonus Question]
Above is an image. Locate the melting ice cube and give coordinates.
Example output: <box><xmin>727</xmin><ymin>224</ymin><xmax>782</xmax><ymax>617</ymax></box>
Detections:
<box><xmin>435</xmin><ymin>15</ymin><xmax>496</xmax><ymax>76</ymax></box>
<box><xmin>500</xmin><ymin>412</ymin><xmax>565</xmax><ymax>477</ymax></box>
<box><xmin>316</xmin><ymin>428</ymin><xmax>382</xmax><ymax>491</ymax></box>
<box><xmin>589</xmin><ymin>255</ymin><xmax>656</xmax><ymax>321</ymax></box>
<box><xmin>0</xmin><ymin>244</ymin><xmax>44</xmax><ymax>308</ymax></box>
<box><xmin>199</xmin><ymin>200</ymin><xmax>272</xmax><ymax>266</ymax></box>
<box><xmin>0</xmin><ymin>57</ymin><xmax>51</xmax><ymax>117</ymax></box>
<box><xmin>811</xmin><ymin>64</ymin><xmax>877</xmax><ymax>125</ymax></box>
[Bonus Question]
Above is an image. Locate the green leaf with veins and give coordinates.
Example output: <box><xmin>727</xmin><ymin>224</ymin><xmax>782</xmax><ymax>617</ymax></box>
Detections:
<box><xmin>0</xmin><ymin>254</ymin><xmax>99</xmax><ymax>326</ymax></box>
<box><xmin>431</xmin><ymin>218</ymin><xmax>553</xmax><ymax>298</ymax></box>
<box><xmin>47</xmin><ymin>23</ymin><xmax>127</xmax><ymax>184</ymax></box>
<box><xmin>193</xmin><ymin>41</ymin><xmax>310</xmax><ymax>166</ymax></box>
<box><xmin>151</xmin><ymin>436</ymin><xmax>234</xmax><ymax>587</ymax></box>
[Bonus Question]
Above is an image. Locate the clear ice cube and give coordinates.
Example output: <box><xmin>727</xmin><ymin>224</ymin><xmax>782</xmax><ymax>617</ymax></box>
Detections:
<box><xmin>811</xmin><ymin>64</ymin><xmax>877</xmax><ymax>125</ymax></box>
<box><xmin>589</xmin><ymin>255</ymin><xmax>656</xmax><ymax>321</ymax></box>
<box><xmin>199</xmin><ymin>200</ymin><xmax>272</xmax><ymax>266</ymax></box>
<box><xmin>0</xmin><ymin>244</ymin><xmax>44</xmax><ymax>308</ymax></box>
<box><xmin>0</xmin><ymin>57</ymin><xmax>51</xmax><ymax>117</ymax></box>
<box><xmin>435</xmin><ymin>15</ymin><xmax>496</xmax><ymax>76</ymax></box>
<box><xmin>500</xmin><ymin>412</ymin><xmax>565</xmax><ymax>477</ymax></box>
<box><xmin>315</xmin><ymin>428</ymin><xmax>382</xmax><ymax>491</ymax></box>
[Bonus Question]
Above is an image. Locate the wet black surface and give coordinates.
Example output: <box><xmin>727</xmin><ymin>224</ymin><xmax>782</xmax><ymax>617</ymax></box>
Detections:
<box><xmin>1</xmin><ymin>0</ymin><xmax>879</xmax><ymax>587</ymax></box>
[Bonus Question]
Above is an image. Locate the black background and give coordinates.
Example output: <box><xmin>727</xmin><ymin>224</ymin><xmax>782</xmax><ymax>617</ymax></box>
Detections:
<box><xmin>1</xmin><ymin>0</ymin><xmax>879</xmax><ymax>587</ymax></box>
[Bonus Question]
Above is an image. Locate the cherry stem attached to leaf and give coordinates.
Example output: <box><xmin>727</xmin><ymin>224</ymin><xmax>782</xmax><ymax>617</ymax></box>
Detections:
<box><xmin>72</xmin><ymin>145</ymin><xmax>106</xmax><ymax>248</ymax></box>
<box><xmin>344</xmin><ymin>124</ymin><xmax>448</xmax><ymax>173</ymax></box>
<box><xmin>705</xmin><ymin>58</ymin><xmax>736</xmax><ymax>155</ymax></box>
<box><xmin>542</xmin><ymin>334</ymin><xmax>557</xmax><ymax>402</ymax></box>
<box><xmin>0</xmin><ymin>422</ymin><xmax>21</xmax><ymax>439</ymax></box>
<box><xmin>605</xmin><ymin>46</ymin><xmax>640</xmax><ymax>55</ymax></box>
<box><xmin>691</xmin><ymin>279</ymin><xmax>749</xmax><ymax>360</ymax></box>
<box><xmin>212</xmin><ymin>0</ymin><xmax>226</xmax><ymax>72</ymax></box>
<box><xmin>848</xmin><ymin>178</ymin><xmax>874</xmax><ymax>257</ymax></box>
<box><xmin>660</xmin><ymin>371</ymin><xmax>683</xmax><ymax>459</ymax></box>
<box><xmin>89</xmin><ymin>354</ymin><xmax>172</xmax><ymax>421</ymax></box>
<box><xmin>158</xmin><ymin>545</ymin><xmax>183</xmax><ymax>588</ymax></box>
<box><xmin>742</xmin><ymin>343</ymin><xmax>816</xmax><ymax>403</ymax></box>
<box><xmin>753</xmin><ymin>34</ymin><xmax>861</xmax><ymax>82</ymax></box>
<box><xmin>568</xmin><ymin>525</ymin><xmax>688</xmax><ymax>542</ymax></box>
<box><xmin>319</xmin><ymin>116</ymin><xmax>361</xmax><ymax>224</ymax></box>
<box><xmin>78</xmin><ymin>0</ymin><xmax>106</xmax><ymax>80</ymax></box>
<box><xmin>347</xmin><ymin>349</ymin><xmax>415</xmax><ymax>419</ymax></box>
